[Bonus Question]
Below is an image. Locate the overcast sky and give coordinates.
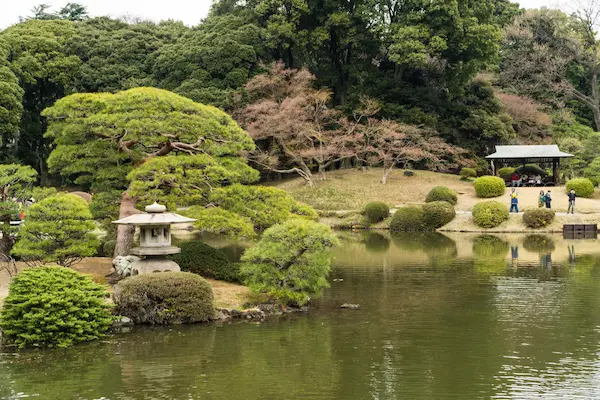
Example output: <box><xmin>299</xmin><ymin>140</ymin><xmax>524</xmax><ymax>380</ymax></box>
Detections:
<box><xmin>0</xmin><ymin>0</ymin><xmax>569</xmax><ymax>31</ymax></box>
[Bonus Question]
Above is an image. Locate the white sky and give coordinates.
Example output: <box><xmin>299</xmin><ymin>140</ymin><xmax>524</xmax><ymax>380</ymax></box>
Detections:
<box><xmin>0</xmin><ymin>0</ymin><xmax>571</xmax><ymax>31</ymax></box>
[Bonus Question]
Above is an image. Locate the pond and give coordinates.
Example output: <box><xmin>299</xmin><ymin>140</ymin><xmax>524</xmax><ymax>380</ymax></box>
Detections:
<box><xmin>2</xmin><ymin>232</ymin><xmax>600</xmax><ymax>399</ymax></box>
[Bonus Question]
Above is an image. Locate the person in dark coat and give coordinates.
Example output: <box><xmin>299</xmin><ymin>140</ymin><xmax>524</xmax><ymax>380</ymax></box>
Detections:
<box><xmin>567</xmin><ymin>190</ymin><xmax>576</xmax><ymax>214</ymax></box>
<box><xmin>545</xmin><ymin>190</ymin><xmax>552</xmax><ymax>209</ymax></box>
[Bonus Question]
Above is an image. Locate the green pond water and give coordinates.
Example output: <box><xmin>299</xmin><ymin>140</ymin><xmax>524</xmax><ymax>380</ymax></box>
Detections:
<box><xmin>3</xmin><ymin>232</ymin><xmax>600</xmax><ymax>399</ymax></box>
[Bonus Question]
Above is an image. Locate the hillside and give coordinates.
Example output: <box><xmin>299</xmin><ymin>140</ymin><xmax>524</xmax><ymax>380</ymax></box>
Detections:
<box><xmin>272</xmin><ymin>169</ymin><xmax>600</xmax><ymax>213</ymax></box>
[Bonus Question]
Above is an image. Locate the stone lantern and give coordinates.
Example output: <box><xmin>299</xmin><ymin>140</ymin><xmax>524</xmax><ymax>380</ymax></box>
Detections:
<box><xmin>113</xmin><ymin>202</ymin><xmax>196</xmax><ymax>275</ymax></box>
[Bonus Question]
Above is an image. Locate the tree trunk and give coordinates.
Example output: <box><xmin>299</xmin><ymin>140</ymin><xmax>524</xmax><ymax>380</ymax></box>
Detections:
<box><xmin>318</xmin><ymin>164</ymin><xmax>326</xmax><ymax>181</ymax></box>
<box><xmin>381</xmin><ymin>167</ymin><xmax>393</xmax><ymax>184</ymax></box>
<box><xmin>114</xmin><ymin>191</ymin><xmax>139</xmax><ymax>257</ymax></box>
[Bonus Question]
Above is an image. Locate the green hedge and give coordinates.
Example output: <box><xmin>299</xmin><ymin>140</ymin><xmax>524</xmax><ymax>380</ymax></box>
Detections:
<box><xmin>389</xmin><ymin>206</ymin><xmax>423</xmax><ymax>232</ymax></box>
<box><xmin>497</xmin><ymin>167</ymin><xmax>515</xmax><ymax>181</ymax></box>
<box><xmin>0</xmin><ymin>266</ymin><xmax>112</xmax><ymax>348</ymax></box>
<box><xmin>171</xmin><ymin>241</ymin><xmax>239</xmax><ymax>282</ymax></box>
<box><xmin>472</xmin><ymin>200</ymin><xmax>509</xmax><ymax>228</ymax></box>
<box><xmin>522</xmin><ymin>209</ymin><xmax>555</xmax><ymax>229</ymax></box>
<box><xmin>425</xmin><ymin>186</ymin><xmax>458</xmax><ymax>205</ymax></box>
<box><xmin>113</xmin><ymin>272</ymin><xmax>215</xmax><ymax>324</ymax></box>
<box><xmin>566</xmin><ymin>178</ymin><xmax>595</xmax><ymax>198</ymax></box>
<box><xmin>515</xmin><ymin>164</ymin><xmax>546</xmax><ymax>176</ymax></box>
<box><xmin>474</xmin><ymin>176</ymin><xmax>506</xmax><ymax>198</ymax></box>
<box><xmin>459</xmin><ymin>168</ymin><xmax>477</xmax><ymax>179</ymax></box>
<box><xmin>363</xmin><ymin>201</ymin><xmax>390</xmax><ymax>224</ymax></box>
<box><xmin>422</xmin><ymin>201</ymin><xmax>456</xmax><ymax>229</ymax></box>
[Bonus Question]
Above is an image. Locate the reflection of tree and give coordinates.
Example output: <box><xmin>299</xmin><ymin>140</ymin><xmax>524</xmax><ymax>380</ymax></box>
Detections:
<box><xmin>390</xmin><ymin>232</ymin><xmax>458</xmax><ymax>268</ymax></box>
<box><xmin>0</xmin><ymin>341</ymin><xmax>122</xmax><ymax>399</ymax></box>
<box><xmin>472</xmin><ymin>235</ymin><xmax>509</xmax><ymax>274</ymax></box>
<box><xmin>363</xmin><ymin>232</ymin><xmax>391</xmax><ymax>253</ymax></box>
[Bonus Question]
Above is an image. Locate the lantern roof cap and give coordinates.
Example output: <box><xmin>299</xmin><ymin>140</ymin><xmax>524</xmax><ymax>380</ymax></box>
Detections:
<box><xmin>112</xmin><ymin>202</ymin><xmax>196</xmax><ymax>226</ymax></box>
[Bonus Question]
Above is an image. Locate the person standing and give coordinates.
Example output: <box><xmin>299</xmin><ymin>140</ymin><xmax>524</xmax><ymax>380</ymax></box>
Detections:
<box><xmin>545</xmin><ymin>190</ymin><xmax>552</xmax><ymax>209</ymax></box>
<box><xmin>510</xmin><ymin>188</ymin><xmax>519</xmax><ymax>213</ymax></box>
<box><xmin>511</xmin><ymin>172</ymin><xmax>520</xmax><ymax>187</ymax></box>
<box><xmin>567</xmin><ymin>189</ymin><xmax>576</xmax><ymax>214</ymax></box>
<box><xmin>538</xmin><ymin>190</ymin><xmax>545</xmax><ymax>208</ymax></box>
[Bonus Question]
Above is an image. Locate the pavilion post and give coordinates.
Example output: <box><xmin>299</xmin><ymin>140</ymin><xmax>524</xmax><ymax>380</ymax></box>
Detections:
<box><xmin>552</xmin><ymin>159</ymin><xmax>557</xmax><ymax>184</ymax></box>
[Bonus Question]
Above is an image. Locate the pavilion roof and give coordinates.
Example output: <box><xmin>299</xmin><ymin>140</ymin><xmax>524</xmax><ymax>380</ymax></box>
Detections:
<box><xmin>485</xmin><ymin>145</ymin><xmax>573</xmax><ymax>160</ymax></box>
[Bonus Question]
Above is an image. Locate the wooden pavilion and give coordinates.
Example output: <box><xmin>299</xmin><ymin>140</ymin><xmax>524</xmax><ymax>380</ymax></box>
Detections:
<box><xmin>485</xmin><ymin>145</ymin><xmax>574</xmax><ymax>184</ymax></box>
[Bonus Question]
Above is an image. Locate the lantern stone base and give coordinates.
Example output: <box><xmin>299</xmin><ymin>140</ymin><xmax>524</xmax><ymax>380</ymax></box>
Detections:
<box><xmin>131</xmin><ymin>257</ymin><xmax>181</xmax><ymax>275</ymax></box>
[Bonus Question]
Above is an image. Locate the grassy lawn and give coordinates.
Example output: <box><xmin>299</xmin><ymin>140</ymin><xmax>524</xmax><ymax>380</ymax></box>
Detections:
<box><xmin>272</xmin><ymin>168</ymin><xmax>600</xmax><ymax>213</ymax></box>
<box><xmin>271</xmin><ymin>168</ymin><xmax>475</xmax><ymax>211</ymax></box>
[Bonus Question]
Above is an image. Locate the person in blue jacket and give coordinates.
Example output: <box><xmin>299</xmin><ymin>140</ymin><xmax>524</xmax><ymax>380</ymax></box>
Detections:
<box><xmin>510</xmin><ymin>188</ymin><xmax>519</xmax><ymax>213</ymax></box>
<box><xmin>545</xmin><ymin>190</ymin><xmax>552</xmax><ymax>209</ymax></box>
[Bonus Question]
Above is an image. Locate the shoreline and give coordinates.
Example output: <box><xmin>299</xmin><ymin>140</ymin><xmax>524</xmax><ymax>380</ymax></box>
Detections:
<box><xmin>318</xmin><ymin>210</ymin><xmax>600</xmax><ymax>234</ymax></box>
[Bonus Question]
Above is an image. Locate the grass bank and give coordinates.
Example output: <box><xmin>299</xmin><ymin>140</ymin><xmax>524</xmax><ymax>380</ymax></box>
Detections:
<box><xmin>272</xmin><ymin>168</ymin><xmax>600</xmax><ymax>213</ymax></box>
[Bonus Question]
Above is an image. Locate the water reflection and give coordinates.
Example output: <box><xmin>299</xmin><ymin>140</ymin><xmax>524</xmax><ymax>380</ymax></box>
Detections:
<box><xmin>3</xmin><ymin>232</ymin><xmax>600</xmax><ymax>399</ymax></box>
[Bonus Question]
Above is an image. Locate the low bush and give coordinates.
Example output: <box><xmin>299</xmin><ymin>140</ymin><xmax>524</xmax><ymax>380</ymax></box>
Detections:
<box><xmin>515</xmin><ymin>164</ymin><xmax>547</xmax><ymax>177</ymax></box>
<box><xmin>171</xmin><ymin>241</ymin><xmax>239</xmax><ymax>282</ymax></box>
<box><xmin>566</xmin><ymin>178</ymin><xmax>595</xmax><ymax>198</ymax></box>
<box><xmin>241</xmin><ymin>219</ymin><xmax>338</xmax><ymax>306</ymax></box>
<box><xmin>422</xmin><ymin>201</ymin><xmax>456</xmax><ymax>229</ymax></box>
<box><xmin>363</xmin><ymin>202</ymin><xmax>390</xmax><ymax>224</ymax></box>
<box><xmin>474</xmin><ymin>176</ymin><xmax>506</xmax><ymax>198</ymax></box>
<box><xmin>389</xmin><ymin>206</ymin><xmax>424</xmax><ymax>232</ymax></box>
<box><xmin>497</xmin><ymin>167</ymin><xmax>515</xmax><ymax>181</ymax></box>
<box><xmin>425</xmin><ymin>186</ymin><xmax>458</xmax><ymax>205</ymax></box>
<box><xmin>113</xmin><ymin>272</ymin><xmax>215</xmax><ymax>324</ymax></box>
<box><xmin>10</xmin><ymin>194</ymin><xmax>99</xmax><ymax>267</ymax></box>
<box><xmin>522</xmin><ymin>209</ymin><xmax>555</xmax><ymax>229</ymax></box>
<box><xmin>403</xmin><ymin>170</ymin><xmax>415</xmax><ymax>177</ymax></box>
<box><xmin>291</xmin><ymin>202</ymin><xmax>319</xmax><ymax>220</ymax></box>
<box><xmin>459</xmin><ymin>168</ymin><xmax>477</xmax><ymax>179</ymax></box>
<box><xmin>472</xmin><ymin>200</ymin><xmax>509</xmax><ymax>228</ymax></box>
<box><xmin>0</xmin><ymin>266</ymin><xmax>112</xmax><ymax>348</ymax></box>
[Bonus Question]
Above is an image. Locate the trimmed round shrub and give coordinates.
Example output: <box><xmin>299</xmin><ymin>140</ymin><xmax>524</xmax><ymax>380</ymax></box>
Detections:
<box><xmin>472</xmin><ymin>200</ymin><xmax>509</xmax><ymax>228</ymax></box>
<box><xmin>515</xmin><ymin>164</ymin><xmax>547</xmax><ymax>177</ymax></box>
<box><xmin>363</xmin><ymin>201</ymin><xmax>390</xmax><ymax>224</ymax></box>
<box><xmin>497</xmin><ymin>167</ymin><xmax>516</xmax><ymax>181</ymax></box>
<box><xmin>422</xmin><ymin>201</ymin><xmax>456</xmax><ymax>229</ymax></box>
<box><xmin>522</xmin><ymin>208</ymin><xmax>555</xmax><ymax>229</ymax></box>
<box><xmin>113</xmin><ymin>272</ymin><xmax>215</xmax><ymax>324</ymax></box>
<box><xmin>474</xmin><ymin>176</ymin><xmax>506</xmax><ymax>198</ymax></box>
<box><xmin>0</xmin><ymin>266</ymin><xmax>112</xmax><ymax>348</ymax></box>
<box><xmin>425</xmin><ymin>186</ymin><xmax>458</xmax><ymax>205</ymax></box>
<box><xmin>171</xmin><ymin>241</ymin><xmax>239</xmax><ymax>282</ymax></box>
<box><xmin>389</xmin><ymin>206</ymin><xmax>424</xmax><ymax>232</ymax></box>
<box><xmin>459</xmin><ymin>168</ymin><xmax>477</xmax><ymax>179</ymax></box>
<box><xmin>566</xmin><ymin>178</ymin><xmax>595</xmax><ymax>198</ymax></box>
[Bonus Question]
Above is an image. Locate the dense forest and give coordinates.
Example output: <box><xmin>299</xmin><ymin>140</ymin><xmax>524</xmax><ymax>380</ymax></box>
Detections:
<box><xmin>2</xmin><ymin>0</ymin><xmax>600</xmax><ymax>187</ymax></box>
